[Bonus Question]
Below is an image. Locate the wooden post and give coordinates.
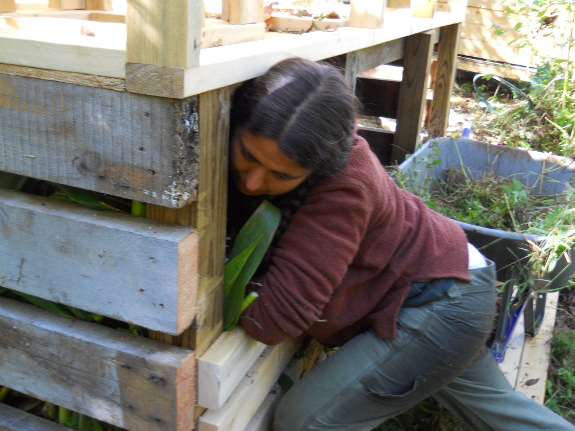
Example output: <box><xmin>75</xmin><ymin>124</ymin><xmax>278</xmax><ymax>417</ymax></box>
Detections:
<box><xmin>428</xmin><ymin>23</ymin><xmax>461</xmax><ymax>138</ymax></box>
<box><xmin>392</xmin><ymin>30</ymin><xmax>434</xmax><ymax>163</ymax></box>
<box><xmin>0</xmin><ymin>0</ymin><xmax>15</xmax><ymax>12</ymax></box>
<box><xmin>126</xmin><ymin>0</ymin><xmax>203</xmax><ymax>68</ymax></box>
<box><xmin>147</xmin><ymin>87</ymin><xmax>230</xmax><ymax>357</ymax></box>
<box><xmin>348</xmin><ymin>0</ymin><xmax>387</xmax><ymax>28</ymax></box>
<box><xmin>222</xmin><ymin>0</ymin><xmax>263</xmax><ymax>24</ymax></box>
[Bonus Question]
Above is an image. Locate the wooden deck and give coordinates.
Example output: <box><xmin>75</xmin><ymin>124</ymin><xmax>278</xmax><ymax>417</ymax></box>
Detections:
<box><xmin>499</xmin><ymin>291</ymin><xmax>559</xmax><ymax>403</ymax></box>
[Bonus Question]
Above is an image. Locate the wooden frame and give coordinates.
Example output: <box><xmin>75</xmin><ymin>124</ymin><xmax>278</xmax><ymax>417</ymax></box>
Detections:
<box><xmin>0</xmin><ymin>0</ymin><xmax>471</xmax><ymax>429</ymax></box>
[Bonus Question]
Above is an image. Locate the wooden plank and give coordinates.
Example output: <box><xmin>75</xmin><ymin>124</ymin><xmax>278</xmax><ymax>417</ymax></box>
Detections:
<box><xmin>458</xmin><ymin>37</ymin><xmax>534</xmax><ymax>68</ymax></box>
<box><xmin>197</xmin><ymin>339</ymin><xmax>300</xmax><ymax>431</ymax></box>
<box><xmin>0</xmin><ymin>403</ymin><xmax>71</xmax><ymax>431</ymax></box>
<box><xmin>266</xmin><ymin>14</ymin><xmax>347</xmax><ymax>33</ymax></box>
<box><xmin>85</xmin><ymin>0</ymin><xmax>112</xmax><ymax>9</ymax></box>
<box><xmin>348</xmin><ymin>0</ymin><xmax>387</xmax><ymax>28</ymax></box>
<box><xmin>498</xmin><ymin>313</ymin><xmax>526</xmax><ymax>387</ymax></box>
<box><xmin>202</xmin><ymin>20</ymin><xmax>265</xmax><ymax>48</ymax></box>
<box><xmin>428</xmin><ymin>23</ymin><xmax>460</xmax><ymax>138</ymax></box>
<box><xmin>193</xmin><ymin>87</ymin><xmax>231</xmax><ymax>356</ymax></box>
<box><xmin>344</xmin><ymin>38</ymin><xmax>404</xmax><ymax>92</ymax></box>
<box><xmin>0</xmin><ymin>297</ymin><xmax>196</xmax><ymax>431</ymax></box>
<box><xmin>0</xmin><ymin>26</ymin><xmax>125</xmax><ymax>78</ymax></box>
<box><xmin>392</xmin><ymin>30</ymin><xmax>434</xmax><ymax>163</ymax></box>
<box><xmin>0</xmin><ymin>188</ymin><xmax>198</xmax><ymax>335</ymax></box>
<box><xmin>0</xmin><ymin>73</ymin><xmax>200</xmax><ymax>207</ymax></box>
<box><xmin>221</xmin><ymin>0</ymin><xmax>262</xmax><ymax>24</ymax></box>
<box><xmin>197</xmin><ymin>328</ymin><xmax>267</xmax><ymax>410</ymax></box>
<box><xmin>49</xmin><ymin>0</ymin><xmax>85</xmax><ymax>9</ymax></box>
<box><xmin>126</xmin><ymin>0</ymin><xmax>202</xmax><ymax>68</ymax></box>
<box><xmin>456</xmin><ymin>56</ymin><xmax>535</xmax><ymax>82</ymax></box>
<box><xmin>515</xmin><ymin>291</ymin><xmax>559</xmax><ymax>404</ymax></box>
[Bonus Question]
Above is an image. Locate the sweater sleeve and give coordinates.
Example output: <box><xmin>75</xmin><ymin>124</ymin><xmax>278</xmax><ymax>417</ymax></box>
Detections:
<box><xmin>239</xmin><ymin>180</ymin><xmax>373</xmax><ymax>345</ymax></box>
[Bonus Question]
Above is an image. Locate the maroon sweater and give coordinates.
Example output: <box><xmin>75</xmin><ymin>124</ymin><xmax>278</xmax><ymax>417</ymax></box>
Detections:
<box><xmin>240</xmin><ymin>136</ymin><xmax>470</xmax><ymax>346</ymax></box>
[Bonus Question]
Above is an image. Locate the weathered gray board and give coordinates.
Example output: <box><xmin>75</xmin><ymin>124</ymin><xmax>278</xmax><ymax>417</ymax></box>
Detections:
<box><xmin>0</xmin><ymin>403</ymin><xmax>71</xmax><ymax>431</ymax></box>
<box><xmin>0</xmin><ymin>73</ymin><xmax>199</xmax><ymax>208</ymax></box>
<box><xmin>0</xmin><ymin>297</ymin><xmax>196</xmax><ymax>431</ymax></box>
<box><xmin>0</xmin><ymin>188</ymin><xmax>198</xmax><ymax>334</ymax></box>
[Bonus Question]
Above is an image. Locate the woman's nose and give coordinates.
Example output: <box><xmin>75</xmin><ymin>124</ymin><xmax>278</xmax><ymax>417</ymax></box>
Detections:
<box><xmin>244</xmin><ymin>168</ymin><xmax>265</xmax><ymax>192</ymax></box>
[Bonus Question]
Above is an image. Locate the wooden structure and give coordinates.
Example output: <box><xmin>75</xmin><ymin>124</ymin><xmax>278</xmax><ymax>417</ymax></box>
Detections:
<box><xmin>0</xmin><ymin>0</ymin><xmax>468</xmax><ymax>429</ymax></box>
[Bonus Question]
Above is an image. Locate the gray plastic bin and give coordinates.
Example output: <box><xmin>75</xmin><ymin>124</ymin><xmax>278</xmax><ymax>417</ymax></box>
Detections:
<box><xmin>398</xmin><ymin>138</ymin><xmax>575</xmax><ymax>361</ymax></box>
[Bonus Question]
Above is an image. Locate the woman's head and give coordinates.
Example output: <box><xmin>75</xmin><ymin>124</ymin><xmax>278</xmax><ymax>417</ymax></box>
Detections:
<box><xmin>231</xmin><ymin>57</ymin><xmax>357</xmax><ymax>196</ymax></box>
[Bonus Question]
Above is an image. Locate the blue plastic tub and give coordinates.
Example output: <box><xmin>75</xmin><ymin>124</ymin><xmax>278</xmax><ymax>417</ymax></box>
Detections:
<box><xmin>399</xmin><ymin>138</ymin><xmax>575</xmax><ymax>362</ymax></box>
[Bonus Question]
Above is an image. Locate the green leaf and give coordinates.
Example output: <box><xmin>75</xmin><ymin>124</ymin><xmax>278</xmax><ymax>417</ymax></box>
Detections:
<box><xmin>15</xmin><ymin>292</ymin><xmax>75</xmax><ymax>319</ymax></box>
<box><xmin>223</xmin><ymin>200</ymin><xmax>281</xmax><ymax>331</ymax></box>
<box><xmin>50</xmin><ymin>184</ymin><xmax>121</xmax><ymax>211</ymax></box>
<box><xmin>0</xmin><ymin>172</ymin><xmax>27</xmax><ymax>191</ymax></box>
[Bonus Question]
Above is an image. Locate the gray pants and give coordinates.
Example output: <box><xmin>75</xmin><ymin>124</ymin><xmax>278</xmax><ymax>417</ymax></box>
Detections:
<box><xmin>273</xmin><ymin>262</ymin><xmax>574</xmax><ymax>430</ymax></box>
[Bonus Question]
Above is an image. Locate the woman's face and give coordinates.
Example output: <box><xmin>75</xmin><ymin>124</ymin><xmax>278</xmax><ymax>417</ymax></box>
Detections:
<box><xmin>231</xmin><ymin>128</ymin><xmax>312</xmax><ymax>196</ymax></box>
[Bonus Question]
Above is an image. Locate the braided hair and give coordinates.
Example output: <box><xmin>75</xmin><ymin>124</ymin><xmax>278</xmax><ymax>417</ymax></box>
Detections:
<box><xmin>228</xmin><ymin>57</ymin><xmax>358</xmax><ymax>262</ymax></box>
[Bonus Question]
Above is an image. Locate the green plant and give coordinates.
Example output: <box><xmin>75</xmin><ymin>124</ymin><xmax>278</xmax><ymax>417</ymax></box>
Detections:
<box><xmin>224</xmin><ymin>200</ymin><xmax>281</xmax><ymax>331</ymax></box>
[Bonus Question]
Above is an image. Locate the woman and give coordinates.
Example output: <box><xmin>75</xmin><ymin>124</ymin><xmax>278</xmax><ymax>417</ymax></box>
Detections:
<box><xmin>228</xmin><ymin>57</ymin><xmax>574</xmax><ymax>431</ymax></box>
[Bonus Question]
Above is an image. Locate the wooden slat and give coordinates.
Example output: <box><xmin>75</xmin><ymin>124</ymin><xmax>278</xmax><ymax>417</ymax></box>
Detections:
<box><xmin>428</xmin><ymin>22</ymin><xmax>460</xmax><ymax>138</ymax></box>
<box><xmin>197</xmin><ymin>339</ymin><xmax>300</xmax><ymax>431</ymax></box>
<box><xmin>0</xmin><ymin>297</ymin><xmax>196</xmax><ymax>431</ymax></box>
<box><xmin>197</xmin><ymin>328</ymin><xmax>267</xmax><ymax>410</ymax></box>
<box><xmin>0</xmin><ymin>188</ymin><xmax>198</xmax><ymax>335</ymax></box>
<box><xmin>202</xmin><ymin>21</ymin><xmax>266</xmax><ymax>49</ymax></box>
<box><xmin>392</xmin><ymin>30</ymin><xmax>434</xmax><ymax>163</ymax></box>
<box><xmin>0</xmin><ymin>403</ymin><xmax>71</xmax><ymax>431</ymax></box>
<box><xmin>0</xmin><ymin>73</ymin><xmax>200</xmax><ymax>207</ymax></box>
<box><xmin>126</xmin><ymin>0</ymin><xmax>202</xmax><ymax>68</ymax></box>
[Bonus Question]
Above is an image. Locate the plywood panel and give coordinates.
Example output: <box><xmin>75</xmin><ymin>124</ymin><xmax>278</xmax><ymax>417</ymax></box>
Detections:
<box><xmin>0</xmin><ymin>188</ymin><xmax>198</xmax><ymax>334</ymax></box>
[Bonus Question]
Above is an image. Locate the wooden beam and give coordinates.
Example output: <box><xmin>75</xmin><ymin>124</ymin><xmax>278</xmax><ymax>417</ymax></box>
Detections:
<box><xmin>126</xmin><ymin>0</ymin><xmax>202</xmax><ymax>68</ymax></box>
<box><xmin>344</xmin><ymin>38</ymin><xmax>404</xmax><ymax>93</ymax></box>
<box><xmin>428</xmin><ymin>23</ymin><xmax>460</xmax><ymax>138</ymax></box>
<box><xmin>0</xmin><ymin>73</ymin><xmax>200</xmax><ymax>207</ymax></box>
<box><xmin>392</xmin><ymin>30</ymin><xmax>434</xmax><ymax>163</ymax></box>
<box><xmin>0</xmin><ymin>297</ymin><xmax>196</xmax><ymax>431</ymax></box>
<box><xmin>0</xmin><ymin>404</ymin><xmax>71</xmax><ymax>431</ymax></box>
<box><xmin>85</xmin><ymin>0</ymin><xmax>112</xmax><ymax>9</ymax></box>
<box><xmin>221</xmin><ymin>0</ymin><xmax>263</xmax><ymax>24</ymax></box>
<box><xmin>0</xmin><ymin>188</ymin><xmax>198</xmax><ymax>335</ymax></box>
<box><xmin>198</xmin><ymin>328</ymin><xmax>267</xmax><ymax>410</ymax></box>
<box><xmin>197</xmin><ymin>339</ymin><xmax>300</xmax><ymax>431</ymax></box>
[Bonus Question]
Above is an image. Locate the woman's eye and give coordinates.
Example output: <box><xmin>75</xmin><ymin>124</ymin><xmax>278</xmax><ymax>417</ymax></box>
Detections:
<box><xmin>242</xmin><ymin>148</ymin><xmax>257</xmax><ymax>162</ymax></box>
<box><xmin>274</xmin><ymin>172</ymin><xmax>293</xmax><ymax>181</ymax></box>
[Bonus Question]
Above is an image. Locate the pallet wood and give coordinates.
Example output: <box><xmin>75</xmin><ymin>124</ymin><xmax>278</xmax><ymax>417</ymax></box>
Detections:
<box><xmin>392</xmin><ymin>30</ymin><xmax>434</xmax><ymax>163</ymax></box>
<box><xmin>0</xmin><ymin>297</ymin><xmax>196</xmax><ymax>431</ymax></box>
<box><xmin>0</xmin><ymin>73</ymin><xmax>200</xmax><ymax>207</ymax></box>
<box><xmin>197</xmin><ymin>328</ymin><xmax>267</xmax><ymax>410</ymax></box>
<box><xmin>0</xmin><ymin>188</ymin><xmax>198</xmax><ymax>335</ymax></box>
<box><xmin>0</xmin><ymin>403</ymin><xmax>71</xmax><ymax>431</ymax></box>
<box><xmin>197</xmin><ymin>339</ymin><xmax>300</xmax><ymax>431</ymax></box>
